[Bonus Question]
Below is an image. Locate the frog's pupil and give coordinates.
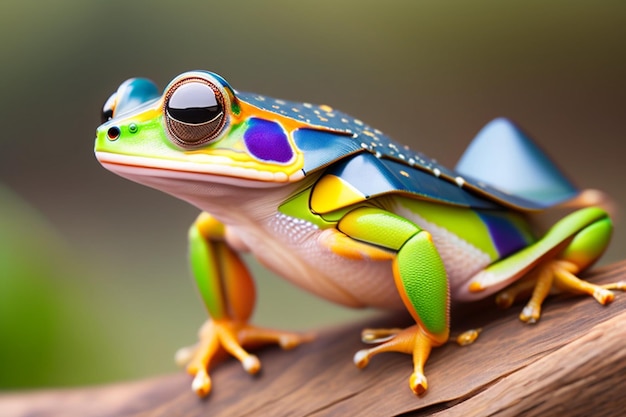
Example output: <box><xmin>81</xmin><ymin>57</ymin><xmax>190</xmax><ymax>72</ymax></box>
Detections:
<box><xmin>167</xmin><ymin>106</ymin><xmax>221</xmax><ymax>125</ymax></box>
<box><xmin>166</xmin><ymin>82</ymin><xmax>222</xmax><ymax>125</ymax></box>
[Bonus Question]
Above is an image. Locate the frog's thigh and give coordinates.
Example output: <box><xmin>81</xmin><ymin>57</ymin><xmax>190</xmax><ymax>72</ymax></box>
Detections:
<box><xmin>489</xmin><ymin>208</ymin><xmax>617</xmax><ymax>322</ymax></box>
<box><xmin>318</xmin><ymin>228</ymin><xmax>394</xmax><ymax>261</ymax></box>
<box><xmin>558</xmin><ymin>212</ymin><xmax>612</xmax><ymax>270</ymax></box>
<box><xmin>337</xmin><ymin>207</ymin><xmax>449</xmax><ymax>338</ymax></box>
<box><xmin>551</xmin><ymin>213</ymin><xmax>614</xmax><ymax>300</ymax></box>
<box><xmin>472</xmin><ymin>207</ymin><xmax>611</xmax><ymax>296</ymax></box>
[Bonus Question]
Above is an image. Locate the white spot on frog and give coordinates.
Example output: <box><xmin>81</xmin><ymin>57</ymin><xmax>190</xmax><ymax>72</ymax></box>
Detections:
<box><xmin>271</xmin><ymin>213</ymin><xmax>319</xmax><ymax>244</ymax></box>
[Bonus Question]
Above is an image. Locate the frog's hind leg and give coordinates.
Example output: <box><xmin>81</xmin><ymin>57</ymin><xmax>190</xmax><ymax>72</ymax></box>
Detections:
<box><xmin>337</xmin><ymin>207</ymin><xmax>450</xmax><ymax>395</ymax></box>
<box><xmin>495</xmin><ymin>262</ymin><xmax>556</xmax><ymax>323</ymax></box>
<box><xmin>497</xmin><ymin>208</ymin><xmax>624</xmax><ymax>323</ymax></box>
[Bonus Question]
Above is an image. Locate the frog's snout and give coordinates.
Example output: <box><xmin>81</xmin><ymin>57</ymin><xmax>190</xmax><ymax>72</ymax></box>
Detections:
<box><xmin>100</xmin><ymin>78</ymin><xmax>160</xmax><ymax>124</ymax></box>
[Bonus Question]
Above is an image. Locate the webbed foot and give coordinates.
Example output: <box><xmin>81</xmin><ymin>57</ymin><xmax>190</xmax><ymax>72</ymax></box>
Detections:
<box><xmin>176</xmin><ymin>320</ymin><xmax>312</xmax><ymax>397</ymax></box>
<box><xmin>354</xmin><ymin>325</ymin><xmax>445</xmax><ymax>396</ymax></box>
<box><xmin>496</xmin><ymin>260</ymin><xmax>625</xmax><ymax>324</ymax></box>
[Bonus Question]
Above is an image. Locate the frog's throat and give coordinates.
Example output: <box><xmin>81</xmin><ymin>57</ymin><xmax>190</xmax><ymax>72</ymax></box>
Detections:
<box><xmin>95</xmin><ymin>151</ymin><xmax>305</xmax><ymax>186</ymax></box>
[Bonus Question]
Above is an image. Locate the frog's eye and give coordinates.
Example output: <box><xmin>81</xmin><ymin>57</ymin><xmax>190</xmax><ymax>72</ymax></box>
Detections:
<box><xmin>164</xmin><ymin>79</ymin><xmax>226</xmax><ymax>148</ymax></box>
<box><xmin>101</xmin><ymin>92</ymin><xmax>117</xmax><ymax>123</ymax></box>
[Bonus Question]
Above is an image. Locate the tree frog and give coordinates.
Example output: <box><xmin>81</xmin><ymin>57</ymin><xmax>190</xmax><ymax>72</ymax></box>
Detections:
<box><xmin>95</xmin><ymin>71</ymin><xmax>624</xmax><ymax>397</ymax></box>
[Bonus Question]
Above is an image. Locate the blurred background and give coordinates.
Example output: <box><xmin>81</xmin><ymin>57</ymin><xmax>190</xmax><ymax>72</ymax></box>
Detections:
<box><xmin>1</xmin><ymin>0</ymin><xmax>624</xmax><ymax>390</ymax></box>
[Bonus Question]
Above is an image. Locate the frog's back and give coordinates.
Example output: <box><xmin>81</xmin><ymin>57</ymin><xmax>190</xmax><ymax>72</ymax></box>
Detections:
<box><xmin>239</xmin><ymin>92</ymin><xmax>580</xmax><ymax>213</ymax></box>
<box><xmin>236</xmin><ymin>88</ymin><xmax>593</xmax><ymax>299</ymax></box>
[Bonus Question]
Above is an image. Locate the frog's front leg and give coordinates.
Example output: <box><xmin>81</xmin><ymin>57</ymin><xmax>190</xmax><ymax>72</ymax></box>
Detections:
<box><xmin>178</xmin><ymin>212</ymin><xmax>310</xmax><ymax>397</ymax></box>
<box><xmin>333</xmin><ymin>207</ymin><xmax>449</xmax><ymax>395</ymax></box>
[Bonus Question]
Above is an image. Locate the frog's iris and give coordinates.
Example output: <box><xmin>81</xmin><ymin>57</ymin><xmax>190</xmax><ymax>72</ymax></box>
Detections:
<box><xmin>164</xmin><ymin>78</ymin><xmax>226</xmax><ymax>148</ymax></box>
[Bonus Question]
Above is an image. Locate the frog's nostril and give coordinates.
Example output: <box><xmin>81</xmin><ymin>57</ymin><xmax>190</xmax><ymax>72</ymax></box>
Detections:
<box><xmin>107</xmin><ymin>126</ymin><xmax>121</xmax><ymax>141</ymax></box>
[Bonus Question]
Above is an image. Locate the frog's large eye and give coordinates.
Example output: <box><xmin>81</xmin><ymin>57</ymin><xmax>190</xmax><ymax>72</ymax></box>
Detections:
<box><xmin>164</xmin><ymin>79</ymin><xmax>226</xmax><ymax>148</ymax></box>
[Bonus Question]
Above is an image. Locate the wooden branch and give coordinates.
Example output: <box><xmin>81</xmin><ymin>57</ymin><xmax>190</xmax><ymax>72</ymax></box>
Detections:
<box><xmin>2</xmin><ymin>262</ymin><xmax>625</xmax><ymax>417</ymax></box>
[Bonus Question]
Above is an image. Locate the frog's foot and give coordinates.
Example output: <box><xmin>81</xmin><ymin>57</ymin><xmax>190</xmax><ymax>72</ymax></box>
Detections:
<box><xmin>354</xmin><ymin>325</ymin><xmax>444</xmax><ymax>395</ymax></box>
<box><xmin>496</xmin><ymin>260</ymin><xmax>625</xmax><ymax>324</ymax></box>
<box><xmin>453</xmin><ymin>328</ymin><xmax>482</xmax><ymax>346</ymax></box>
<box><xmin>361</xmin><ymin>327</ymin><xmax>404</xmax><ymax>343</ymax></box>
<box><xmin>176</xmin><ymin>319</ymin><xmax>312</xmax><ymax>397</ymax></box>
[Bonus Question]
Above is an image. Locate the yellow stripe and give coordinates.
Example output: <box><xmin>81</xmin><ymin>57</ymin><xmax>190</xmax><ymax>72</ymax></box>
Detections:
<box><xmin>311</xmin><ymin>174</ymin><xmax>365</xmax><ymax>213</ymax></box>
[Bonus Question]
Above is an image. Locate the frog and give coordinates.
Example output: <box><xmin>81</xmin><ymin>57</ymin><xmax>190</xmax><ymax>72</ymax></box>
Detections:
<box><xmin>94</xmin><ymin>70</ymin><xmax>625</xmax><ymax>397</ymax></box>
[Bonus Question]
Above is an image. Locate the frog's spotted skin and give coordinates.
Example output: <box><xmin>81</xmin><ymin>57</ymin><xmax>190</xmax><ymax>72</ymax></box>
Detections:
<box><xmin>240</xmin><ymin>90</ymin><xmax>470</xmax><ymax>176</ymax></box>
<box><xmin>95</xmin><ymin>71</ymin><xmax>623</xmax><ymax>398</ymax></box>
<box><xmin>237</xmin><ymin>92</ymin><xmax>356</xmax><ymax>135</ymax></box>
<box><xmin>238</xmin><ymin>91</ymin><xmax>577</xmax><ymax>211</ymax></box>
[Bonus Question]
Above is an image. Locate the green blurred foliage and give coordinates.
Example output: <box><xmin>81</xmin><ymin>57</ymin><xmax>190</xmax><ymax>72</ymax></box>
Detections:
<box><xmin>0</xmin><ymin>185</ymin><xmax>62</xmax><ymax>387</ymax></box>
<box><xmin>0</xmin><ymin>185</ymin><xmax>129</xmax><ymax>388</ymax></box>
<box><xmin>0</xmin><ymin>0</ymin><xmax>624</xmax><ymax>390</ymax></box>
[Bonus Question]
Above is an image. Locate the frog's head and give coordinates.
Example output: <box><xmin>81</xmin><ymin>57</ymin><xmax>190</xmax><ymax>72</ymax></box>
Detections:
<box><xmin>95</xmin><ymin>71</ymin><xmax>319</xmax><ymax>190</ymax></box>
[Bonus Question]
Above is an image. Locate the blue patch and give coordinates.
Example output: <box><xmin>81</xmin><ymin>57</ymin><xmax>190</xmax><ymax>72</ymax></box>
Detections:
<box><xmin>328</xmin><ymin>153</ymin><xmax>500</xmax><ymax>209</ymax></box>
<box><xmin>244</xmin><ymin>118</ymin><xmax>293</xmax><ymax>163</ymax></box>
<box><xmin>115</xmin><ymin>78</ymin><xmax>161</xmax><ymax>116</ymax></box>
<box><xmin>292</xmin><ymin>129</ymin><xmax>362</xmax><ymax>174</ymax></box>
<box><xmin>456</xmin><ymin>118</ymin><xmax>578</xmax><ymax>207</ymax></box>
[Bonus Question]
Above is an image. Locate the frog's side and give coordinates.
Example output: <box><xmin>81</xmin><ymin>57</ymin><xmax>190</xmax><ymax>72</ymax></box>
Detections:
<box><xmin>95</xmin><ymin>71</ymin><xmax>624</xmax><ymax>397</ymax></box>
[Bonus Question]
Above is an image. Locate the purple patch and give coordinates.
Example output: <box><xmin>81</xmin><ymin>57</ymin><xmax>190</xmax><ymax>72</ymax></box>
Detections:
<box><xmin>478</xmin><ymin>211</ymin><xmax>531</xmax><ymax>258</ymax></box>
<box><xmin>243</xmin><ymin>118</ymin><xmax>293</xmax><ymax>163</ymax></box>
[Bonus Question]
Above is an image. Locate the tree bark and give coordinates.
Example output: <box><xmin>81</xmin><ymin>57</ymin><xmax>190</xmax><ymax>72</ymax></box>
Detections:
<box><xmin>2</xmin><ymin>262</ymin><xmax>625</xmax><ymax>417</ymax></box>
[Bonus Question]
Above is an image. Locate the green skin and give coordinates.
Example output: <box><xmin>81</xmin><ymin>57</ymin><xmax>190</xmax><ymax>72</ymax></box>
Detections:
<box><xmin>93</xmin><ymin>74</ymin><xmax>611</xmax><ymax>334</ymax></box>
<box><xmin>335</xmin><ymin>206</ymin><xmax>449</xmax><ymax>334</ymax></box>
<box><xmin>95</xmin><ymin>71</ymin><xmax>616</xmax><ymax>396</ymax></box>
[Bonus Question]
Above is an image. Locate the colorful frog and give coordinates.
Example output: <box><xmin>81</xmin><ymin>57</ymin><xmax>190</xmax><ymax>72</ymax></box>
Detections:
<box><xmin>95</xmin><ymin>71</ymin><xmax>624</xmax><ymax>397</ymax></box>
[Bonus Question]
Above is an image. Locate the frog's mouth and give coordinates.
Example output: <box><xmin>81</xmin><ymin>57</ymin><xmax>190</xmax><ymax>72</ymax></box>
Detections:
<box><xmin>96</xmin><ymin>151</ymin><xmax>304</xmax><ymax>188</ymax></box>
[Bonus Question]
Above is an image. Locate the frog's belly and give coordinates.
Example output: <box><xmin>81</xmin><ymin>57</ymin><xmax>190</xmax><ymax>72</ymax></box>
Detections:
<box><xmin>230</xmin><ymin>213</ymin><xmax>401</xmax><ymax>309</ymax></box>
<box><xmin>234</xmin><ymin>212</ymin><xmax>491</xmax><ymax>310</ymax></box>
